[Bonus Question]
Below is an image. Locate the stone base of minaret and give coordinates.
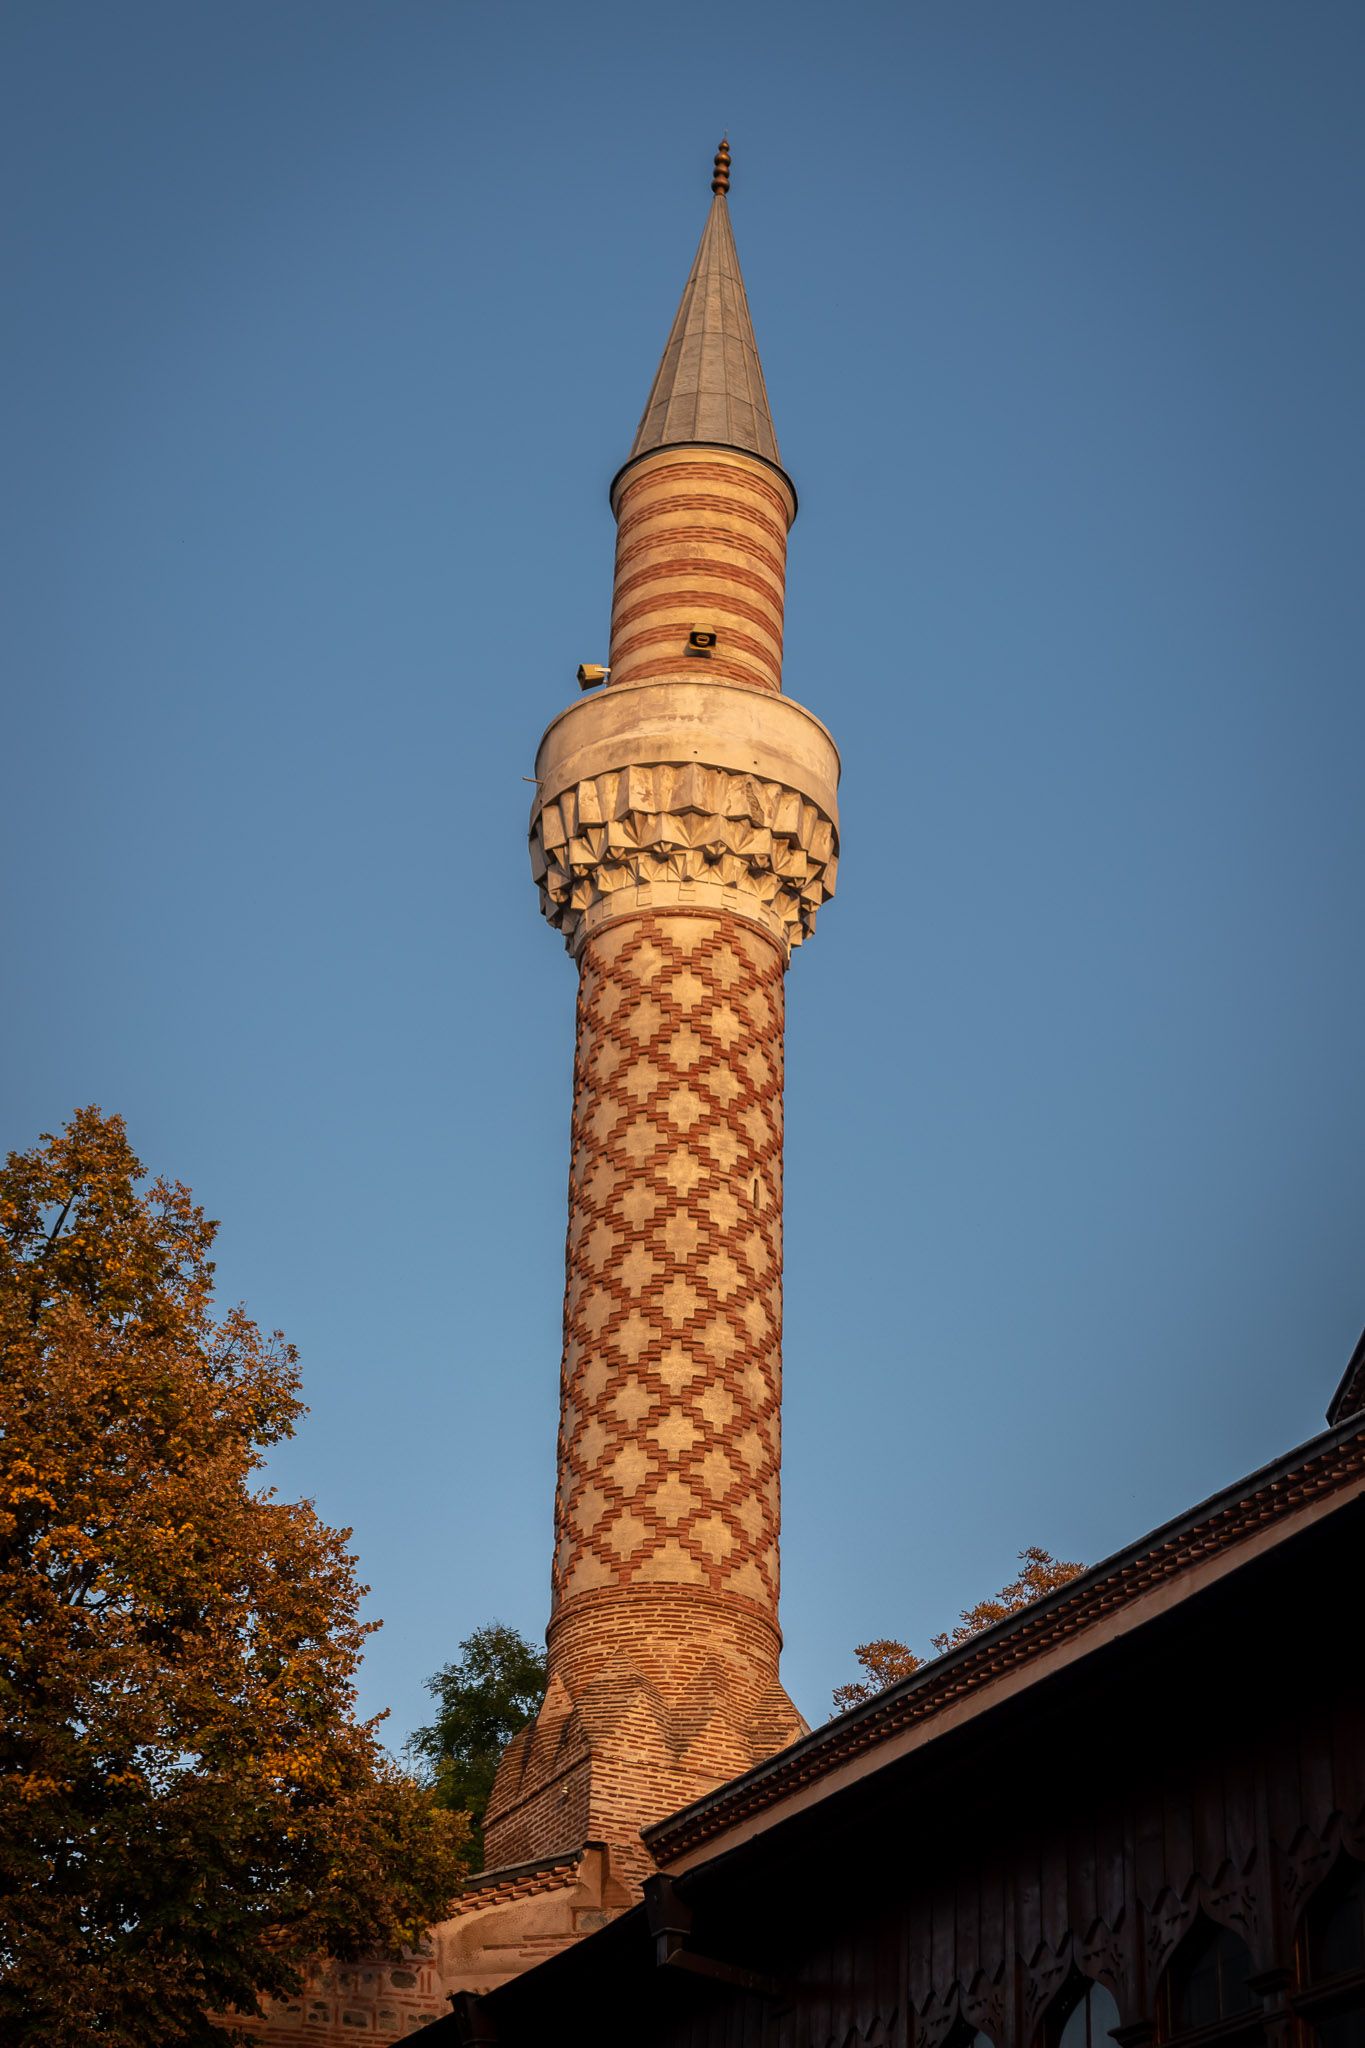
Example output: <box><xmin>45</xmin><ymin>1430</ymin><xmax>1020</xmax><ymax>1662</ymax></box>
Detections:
<box><xmin>483</xmin><ymin>1590</ymin><xmax>807</xmax><ymax>1873</ymax></box>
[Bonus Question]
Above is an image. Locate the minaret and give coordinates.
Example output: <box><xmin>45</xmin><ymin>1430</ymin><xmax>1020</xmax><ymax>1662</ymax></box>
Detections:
<box><xmin>483</xmin><ymin>143</ymin><xmax>839</xmax><ymax>1879</ymax></box>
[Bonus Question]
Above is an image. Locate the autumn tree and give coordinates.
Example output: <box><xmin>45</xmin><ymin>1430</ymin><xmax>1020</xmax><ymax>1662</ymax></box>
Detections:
<box><xmin>0</xmin><ymin>1108</ymin><xmax>470</xmax><ymax>2048</ymax></box>
<box><xmin>407</xmin><ymin>1623</ymin><xmax>546</xmax><ymax>1870</ymax></box>
<box><xmin>830</xmin><ymin>1638</ymin><xmax>925</xmax><ymax>1711</ymax></box>
<box><xmin>833</xmin><ymin>1547</ymin><xmax>1085</xmax><ymax>1711</ymax></box>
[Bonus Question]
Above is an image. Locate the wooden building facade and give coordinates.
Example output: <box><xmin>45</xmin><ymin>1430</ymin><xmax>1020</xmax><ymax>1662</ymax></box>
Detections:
<box><xmin>417</xmin><ymin>1382</ymin><xmax>1365</xmax><ymax>2048</ymax></box>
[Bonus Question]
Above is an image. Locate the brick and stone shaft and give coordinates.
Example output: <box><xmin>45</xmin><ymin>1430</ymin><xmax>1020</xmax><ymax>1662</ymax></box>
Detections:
<box><xmin>484</xmin><ymin>908</ymin><xmax>804</xmax><ymax>1868</ymax></box>
<box><xmin>486</xmin><ymin>677</ymin><xmax>839</xmax><ymax>1871</ymax></box>
<box><xmin>551</xmin><ymin>907</ymin><xmax>786</xmax><ymax>1681</ymax></box>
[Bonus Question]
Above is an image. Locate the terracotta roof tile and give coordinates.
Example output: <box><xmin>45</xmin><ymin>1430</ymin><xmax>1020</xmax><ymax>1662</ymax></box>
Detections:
<box><xmin>644</xmin><ymin>1414</ymin><xmax>1365</xmax><ymax>1863</ymax></box>
<box><xmin>449</xmin><ymin>1853</ymin><xmax>582</xmax><ymax>1918</ymax></box>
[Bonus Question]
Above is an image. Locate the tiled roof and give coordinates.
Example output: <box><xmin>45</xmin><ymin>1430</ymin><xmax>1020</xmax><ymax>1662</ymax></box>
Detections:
<box><xmin>448</xmin><ymin>1852</ymin><xmax>582</xmax><ymax>1918</ymax></box>
<box><xmin>645</xmin><ymin>1412</ymin><xmax>1365</xmax><ymax>1863</ymax></box>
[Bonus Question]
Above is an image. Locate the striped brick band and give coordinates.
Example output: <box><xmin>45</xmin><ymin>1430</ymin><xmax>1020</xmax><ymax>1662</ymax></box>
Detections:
<box><xmin>606</xmin><ymin>449</ymin><xmax>795</xmax><ymax>695</ymax></box>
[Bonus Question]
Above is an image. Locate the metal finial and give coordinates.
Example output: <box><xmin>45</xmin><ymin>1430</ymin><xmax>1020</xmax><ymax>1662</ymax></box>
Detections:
<box><xmin>711</xmin><ymin>137</ymin><xmax>731</xmax><ymax>196</ymax></box>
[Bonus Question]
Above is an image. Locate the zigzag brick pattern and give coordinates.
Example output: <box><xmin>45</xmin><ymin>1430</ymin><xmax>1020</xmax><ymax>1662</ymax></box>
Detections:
<box><xmin>553</xmin><ymin>909</ymin><xmax>785</xmax><ymax>1616</ymax></box>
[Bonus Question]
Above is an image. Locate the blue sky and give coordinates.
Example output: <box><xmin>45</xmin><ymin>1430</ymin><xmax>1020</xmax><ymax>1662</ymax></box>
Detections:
<box><xmin>4</xmin><ymin>0</ymin><xmax>1363</xmax><ymax>1749</ymax></box>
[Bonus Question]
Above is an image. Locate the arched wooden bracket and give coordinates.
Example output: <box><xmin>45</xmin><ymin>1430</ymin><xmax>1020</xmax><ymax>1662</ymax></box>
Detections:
<box><xmin>643</xmin><ymin>1873</ymin><xmax>786</xmax><ymax>2001</ymax></box>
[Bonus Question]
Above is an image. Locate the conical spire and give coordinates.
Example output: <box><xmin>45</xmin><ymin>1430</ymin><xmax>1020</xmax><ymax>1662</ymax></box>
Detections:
<box><xmin>626</xmin><ymin>140</ymin><xmax>782</xmax><ymax>469</ymax></box>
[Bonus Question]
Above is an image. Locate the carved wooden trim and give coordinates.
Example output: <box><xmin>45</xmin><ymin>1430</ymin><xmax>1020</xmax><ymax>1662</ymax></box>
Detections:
<box><xmin>1024</xmin><ymin>1941</ymin><xmax>1074</xmax><ymax>2039</ymax></box>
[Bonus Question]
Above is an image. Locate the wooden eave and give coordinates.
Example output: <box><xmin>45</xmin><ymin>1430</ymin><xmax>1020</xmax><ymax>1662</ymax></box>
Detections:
<box><xmin>646</xmin><ymin>1412</ymin><xmax>1365</xmax><ymax>1867</ymax></box>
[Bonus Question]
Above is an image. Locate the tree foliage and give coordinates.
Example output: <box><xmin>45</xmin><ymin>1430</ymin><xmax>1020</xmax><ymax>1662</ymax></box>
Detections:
<box><xmin>0</xmin><ymin>1108</ymin><xmax>470</xmax><ymax>2047</ymax></box>
<box><xmin>407</xmin><ymin>1623</ymin><xmax>546</xmax><ymax>1869</ymax></box>
<box><xmin>830</xmin><ymin>1637</ymin><xmax>924</xmax><ymax>1710</ymax></box>
<box><xmin>832</xmin><ymin>1548</ymin><xmax>1085</xmax><ymax>1712</ymax></box>
<box><xmin>927</xmin><ymin>1544</ymin><xmax>1085</xmax><ymax>1652</ymax></box>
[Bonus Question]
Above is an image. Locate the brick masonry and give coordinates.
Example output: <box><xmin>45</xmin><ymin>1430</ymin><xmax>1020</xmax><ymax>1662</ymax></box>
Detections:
<box><xmin>482</xmin><ymin>908</ymin><xmax>807</xmax><ymax>1868</ymax></box>
<box><xmin>606</xmin><ymin>449</ymin><xmax>795</xmax><ymax>694</ymax></box>
<box><xmin>228</xmin><ymin>1953</ymin><xmax>448</xmax><ymax>2041</ymax></box>
<box><xmin>557</xmin><ymin>911</ymin><xmax>785</xmax><ymax>1609</ymax></box>
<box><xmin>226</xmin><ymin>1848</ymin><xmax>645</xmax><ymax>2039</ymax></box>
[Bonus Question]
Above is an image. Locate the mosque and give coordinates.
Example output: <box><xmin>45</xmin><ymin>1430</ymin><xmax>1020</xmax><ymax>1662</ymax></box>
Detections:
<box><xmin>239</xmin><ymin>144</ymin><xmax>1365</xmax><ymax>2048</ymax></box>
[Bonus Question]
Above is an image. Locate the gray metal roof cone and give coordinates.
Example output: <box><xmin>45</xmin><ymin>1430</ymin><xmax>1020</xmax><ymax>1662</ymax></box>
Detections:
<box><xmin>625</xmin><ymin>143</ymin><xmax>782</xmax><ymax>471</ymax></box>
